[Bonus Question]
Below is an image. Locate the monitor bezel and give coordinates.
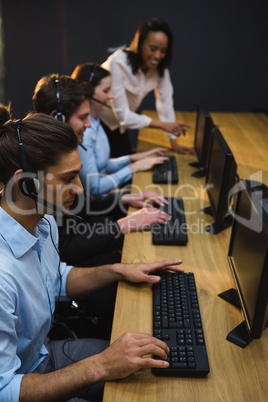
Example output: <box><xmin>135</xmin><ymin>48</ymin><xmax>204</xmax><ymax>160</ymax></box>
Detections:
<box><xmin>227</xmin><ymin>179</ymin><xmax>268</xmax><ymax>340</ymax></box>
<box><xmin>206</xmin><ymin>126</ymin><xmax>237</xmax><ymax>225</ymax></box>
<box><xmin>194</xmin><ymin>106</ymin><xmax>214</xmax><ymax>169</ymax></box>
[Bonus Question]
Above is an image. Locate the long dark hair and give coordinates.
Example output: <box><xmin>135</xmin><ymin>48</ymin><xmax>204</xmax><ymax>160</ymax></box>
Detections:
<box><xmin>125</xmin><ymin>18</ymin><xmax>173</xmax><ymax>77</ymax></box>
<box><xmin>71</xmin><ymin>62</ymin><xmax>111</xmax><ymax>88</ymax></box>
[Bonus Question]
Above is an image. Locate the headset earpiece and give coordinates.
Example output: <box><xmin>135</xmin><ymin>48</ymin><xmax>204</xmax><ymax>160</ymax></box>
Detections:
<box><xmin>54</xmin><ymin>112</ymin><xmax>66</xmax><ymax>122</ymax></box>
<box><xmin>15</xmin><ymin>119</ymin><xmax>39</xmax><ymax>199</ymax></box>
<box><xmin>15</xmin><ymin>118</ymin><xmax>82</xmax><ymax>220</ymax></box>
<box><xmin>18</xmin><ymin>177</ymin><xmax>40</xmax><ymax>198</ymax></box>
<box><xmin>33</xmin><ymin>177</ymin><xmax>40</xmax><ymax>192</ymax></box>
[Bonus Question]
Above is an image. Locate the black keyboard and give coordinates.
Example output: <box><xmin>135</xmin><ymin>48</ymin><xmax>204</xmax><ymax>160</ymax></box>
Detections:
<box><xmin>152</xmin><ymin>197</ymin><xmax>188</xmax><ymax>245</ymax></box>
<box><xmin>153</xmin><ymin>156</ymin><xmax>178</xmax><ymax>184</ymax></box>
<box><xmin>152</xmin><ymin>272</ymin><xmax>210</xmax><ymax>375</ymax></box>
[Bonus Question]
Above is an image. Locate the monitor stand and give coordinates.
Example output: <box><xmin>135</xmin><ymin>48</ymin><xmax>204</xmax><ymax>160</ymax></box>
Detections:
<box><xmin>218</xmin><ymin>288</ymin><xmax>251</xmax><ymax>348</ymax></box>
<box><xmin>226</xmin><ymin>321</ymin><xmax>251</xmax><ymax>348</ymax></box>
<box><xmin>201</xmin><ymin>206</ymin><xmax>213</xmax><ymax>216</ymax></box>
<box><xmin>202</xmin><ymin>206</ymin><xmax>233</xmax><ymax>234</ymax></box>
<box><xmin>191</xmin><ymin>167</ymin><xmax>206</xmax><ymax>178</ymax></box>
<box><xmin>189</xmin><ymin>161</ymin><xmax>201</xmax><ymax>168</ymax></box>
<box><xmin>218</xmin><ymin>288</ymin><xmax>241</xmax><ymax>309</ymax></box>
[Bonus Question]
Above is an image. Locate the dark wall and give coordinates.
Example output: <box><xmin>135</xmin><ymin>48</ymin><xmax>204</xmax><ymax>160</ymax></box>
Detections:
<box><xmin>2</xmin><ymin>0</ymin><xmax>268</xmax><ymax>118</ymax></box>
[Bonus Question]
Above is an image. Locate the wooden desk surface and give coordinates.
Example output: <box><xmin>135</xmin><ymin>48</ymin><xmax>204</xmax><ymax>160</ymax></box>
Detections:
<box><xmin>138</xmin><ymin>110</ymin><xmax>268</xmax><ymax>185</ymax></box>
<box><xmin>103</xmin><ymin>112</ymin><xmax>268</xmax><ymax>402</ymax></box>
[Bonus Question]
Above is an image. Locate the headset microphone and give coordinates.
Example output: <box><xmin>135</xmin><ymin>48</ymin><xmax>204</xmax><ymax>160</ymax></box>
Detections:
<box><xmin>79</xmin><ymin>143</ymin><xmax>87</xmax><ymax>151</ymax></box>
<box><xmin>19</xmin><ymin>182</ymin><xmax>82</xmax><ymax>220</ymax></box>
<box><xmin>92</xmin><ymin>97</ymin><xmax>111</xmax><ymax>109</ymax></box>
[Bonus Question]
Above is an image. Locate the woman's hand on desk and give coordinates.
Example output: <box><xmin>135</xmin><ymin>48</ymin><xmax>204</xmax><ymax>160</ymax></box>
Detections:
<box><xmin>92</xmin><ymin>332</ymin><xmax>170</xmax><ymax>381</ymax></box>
<box><xmin>170</xmin><ymin>139</ymin><xmax>196</xmax><ymax>155</ymax></box>
<box><xmin>117</xmin><ymin>206</ymin><xmax>171</xmax><ymax>234</ymax></box>
<box><xmin>121</xmin><ymin>191</ymin><xmax>168</xmax><ymax>208</ymax></box>
<box><xmin>129</xmin><ymin>147</ymin><xmax>168</xmax><ymax>162</ymax></box>
<box><xmin>150</xmin><ymin>119</ymin><xmax>192</xmax><ymax>137</ymax></box>
<box><xmin>116</xmin><ymin>259</ymin><xmax>183</xmax><ymax>284</ymax></box>
<box><xmin>129</xmin><ymin>156</ymin><xmax>169</xmax><ymax>173</ymax></box>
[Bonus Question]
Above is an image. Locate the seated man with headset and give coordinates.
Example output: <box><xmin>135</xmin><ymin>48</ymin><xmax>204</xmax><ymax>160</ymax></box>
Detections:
<box><xmin>0</xmin><ymin>105</ymin><xmax>183</xmax><ymax>401</ymax></box>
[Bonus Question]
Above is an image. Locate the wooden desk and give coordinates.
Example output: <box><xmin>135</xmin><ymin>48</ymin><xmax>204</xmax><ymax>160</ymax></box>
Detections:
<box><xmin>103</xmin><ymin>112</ymin><xmax>268</xmax><ymax>402</ymax></box>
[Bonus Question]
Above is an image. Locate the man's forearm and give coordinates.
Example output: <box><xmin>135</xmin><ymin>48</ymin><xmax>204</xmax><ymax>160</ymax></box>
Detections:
<box><xmin>66</xmin><ymin>264</ymin><xmax>123</xmax><ymax>299</ymax></box>
<box><xmin>20</xmin><ymin>354</ymin><xmax>104</xmax><ymax>402</ymax></box>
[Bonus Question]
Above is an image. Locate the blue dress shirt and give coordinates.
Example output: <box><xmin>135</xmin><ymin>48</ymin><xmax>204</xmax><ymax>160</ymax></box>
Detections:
<box><xmin>0</xmin><ymin>208</ymin><xmax>73</xmax><ymax>401</ymax></box>
<box><xmin>79</xmin><ymin>116</ymin><xmax>132</xmax><ymax>196</ymax></box>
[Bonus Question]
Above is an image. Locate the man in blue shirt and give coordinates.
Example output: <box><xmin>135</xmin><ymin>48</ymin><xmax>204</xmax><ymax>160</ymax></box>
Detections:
<box><xmin>0</xmin><ymin>105</ymin><xmax>183</xmax><ymax>401</ymax></box>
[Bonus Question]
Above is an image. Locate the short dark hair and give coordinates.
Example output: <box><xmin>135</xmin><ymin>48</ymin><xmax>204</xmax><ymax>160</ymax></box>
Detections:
<box><xmin>125</xmin><ymin>18</ymin><xmax>173</xmax><ymax>77</ymax></box>
<box><xmin>0</xmin><ymin>104</ymin><xmax>78</xmax><ymax>189</ymax></box>
<box><xmin>32</xmin><ymin>74</ymin><xmax>94</xmax><ymax>121</ymax></box>
<box><xmin>71</xmin><ymin>62</ymin><xmax>110</xmax><ymax>88</ymax></box>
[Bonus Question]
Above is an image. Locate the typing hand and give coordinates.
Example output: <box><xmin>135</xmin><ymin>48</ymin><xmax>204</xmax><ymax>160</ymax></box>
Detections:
<box><xmin>129</xmin><ymin>156</ymin><xmax>169</xmax><ymax>173</ymax></box>
<box><xmin>93</xmin><ymin>332</ymin><xmax>170</xmax><ymax>381</ymax></box>
<box><xmin>118</xmin><ymin>259</ymin><xmax>184</xmax><ymax>284</ymax></box>
<box><xmin>130</xmin><ymin>147</ymin><xmax>168</xmax><ymax>162</ymax></box>
<box><xmin>121</xmin><ymin>191</ymin><xmax>168</xmax><ymax>209</ymax></box>
<box><xmin>117</xmin><ymin>206</ymin><xmax>171</xmax><ymax>234</ymax></box>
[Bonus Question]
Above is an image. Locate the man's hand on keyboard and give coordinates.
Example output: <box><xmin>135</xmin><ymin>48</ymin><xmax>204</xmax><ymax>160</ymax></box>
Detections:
<box><xmin>92</xmin><ymin>332</ymin><xmax>170</xmax><ymax>381</ymax></box>
<box><xmin>121</xmin><ymin>191</ymin><xmax>169</xmax><ymax>208</ymax></box>
<box><xmin>117</xmin><ymin>206</ymin><xmax>171</xmax><ymax>234</ymax></box>
<box><xmin>116</xmin><ymin>259</ymin><xmax>183</xmax><ymax>284</ymax></box>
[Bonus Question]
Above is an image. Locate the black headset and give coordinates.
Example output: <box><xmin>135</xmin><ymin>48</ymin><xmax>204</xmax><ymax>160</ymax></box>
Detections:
<box><xmin>54</xmin><ymin>77</ymin><xmax>66</xmax><ymax>122</ymax></box>
<box><xmin>16</xmin><ymin>119</ymin><xmax>41</xmax><ymax>198</ymax></box>
<box><xmin>16</xmin><ymin>119</ymin><xmax>82</xmax><ymax>219</ymax></box>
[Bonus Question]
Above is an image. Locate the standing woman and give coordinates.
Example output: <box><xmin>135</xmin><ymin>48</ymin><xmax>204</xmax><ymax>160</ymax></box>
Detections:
<box><xmin>71</xmin><ymin>62</ymin><xmax>169</xmax><ymax>197</ymax></box>
<box><xmin>100</xmin><ymin>18</ymin><xmax>194</xmax><ymax>157</ymax></box>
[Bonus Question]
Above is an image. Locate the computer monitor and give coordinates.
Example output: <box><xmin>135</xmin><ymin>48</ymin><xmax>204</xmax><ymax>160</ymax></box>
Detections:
<box><xmin>219</xmin><ymin>179</ymin><xmax>268</xmax><ymax>348</ymax></box>
<box><xmin>189</xmin><ymin>106</ymin><xmax>214</xmax><ymax>178</ymax></box>
<box><xmin>203</xmin><ymin>126</ymin><xmax>238</xmax><ymax>234</ymax></box>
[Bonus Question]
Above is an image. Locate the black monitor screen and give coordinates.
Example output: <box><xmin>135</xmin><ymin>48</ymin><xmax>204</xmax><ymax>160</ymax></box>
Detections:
<box><xmin>226</xmin><ymin>180</ymin><xmax>268</xmax><ymax>345</ymax></box>
<box><xmin>195</xmin><ymin>107</ymin><xmax>206</xmax><ymax>163</ymax></box>
<box><xmin>194</xmin><ymin>107</ymin><xmax>213</xmax><ymax>168</ymax></box>
<box><xmin>206</xmin><ymin>127</ymin><xmax>237</xmax><ymax>225</ymax></box>
<box><xmin>230</xmin><ymin>188</ymin><xmax>267</xmax><ymax>328</ymax></box>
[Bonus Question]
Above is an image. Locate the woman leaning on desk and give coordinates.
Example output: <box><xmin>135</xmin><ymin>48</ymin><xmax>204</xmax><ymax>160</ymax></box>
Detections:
<box><xmin>99</xmin><ymin>17</ymin><xmax>195</xmax><ymax>157</ymax></box>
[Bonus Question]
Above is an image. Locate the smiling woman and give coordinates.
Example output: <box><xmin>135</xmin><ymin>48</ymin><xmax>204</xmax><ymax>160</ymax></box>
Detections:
<box><xmin>140</xmin><ymin>31</ymin><xmax>168</xmax><ymax>72</ymax></box>
<box><xmin>99</xmin><ymin>18</ymin><xmax>194</xmax><ymax>157</ymax></box>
